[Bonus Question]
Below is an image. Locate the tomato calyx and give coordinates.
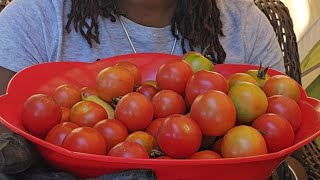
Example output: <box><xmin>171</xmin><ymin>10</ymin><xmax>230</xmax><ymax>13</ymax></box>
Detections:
<box><xmin>150</xmin><ymin>147</ymin><xmax>166</xmax><ymax>158</ymax></box>
<box><xmin>111</xmin><ymin>96</ymin><xmax>123</xmax><ymax>108</ymax></box>
<box><xmin>257</xmin><ymin>63</ymin><xmax>269</xmax><ymax>80</ymax></box>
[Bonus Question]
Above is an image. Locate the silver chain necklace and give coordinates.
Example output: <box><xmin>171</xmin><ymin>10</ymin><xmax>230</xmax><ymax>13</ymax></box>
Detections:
<box><xmin>118</xmin><ymin>16</ymin><xmax>178</xmax><ymax>55</ymax></box>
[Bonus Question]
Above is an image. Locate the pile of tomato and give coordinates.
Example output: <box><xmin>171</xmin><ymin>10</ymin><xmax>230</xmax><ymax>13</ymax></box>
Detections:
<box><xmin>20</xmin><ymin>53</ymin><xmax>302</xmax><ymax>160</ymax></box>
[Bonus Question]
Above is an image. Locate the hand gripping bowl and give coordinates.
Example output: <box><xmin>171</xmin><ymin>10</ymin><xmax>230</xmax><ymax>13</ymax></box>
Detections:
<box><xmin>0</xmin><ymin>53</ymin><xmax>319</xmax><ymax>180</ymax></box>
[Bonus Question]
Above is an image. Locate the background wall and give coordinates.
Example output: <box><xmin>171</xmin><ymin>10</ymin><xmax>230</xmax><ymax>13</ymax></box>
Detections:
<box><xmin>281</xmin><ymin>0</ymin><xmax>320</xmax><ymax>88</ymax></box>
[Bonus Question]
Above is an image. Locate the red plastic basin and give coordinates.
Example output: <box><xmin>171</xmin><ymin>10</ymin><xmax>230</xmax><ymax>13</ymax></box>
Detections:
<box><xmin>0</xmin><ymin>53</ymin><xmax>319</xmax><ymax>180</ymax></box>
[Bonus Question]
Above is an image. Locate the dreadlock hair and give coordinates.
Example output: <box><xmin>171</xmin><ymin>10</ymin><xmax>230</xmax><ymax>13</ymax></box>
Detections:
<box><xmin>66</xmin><ymin>0</ymin><xmax>226</xmax><ymax>64</ymax></box>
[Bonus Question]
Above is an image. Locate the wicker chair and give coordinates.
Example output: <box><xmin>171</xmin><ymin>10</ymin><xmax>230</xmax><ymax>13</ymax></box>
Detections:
<box><xmin>254</xmin><ymin>0</ymin><xmax>320</xmax><ymax>179</ymax></box>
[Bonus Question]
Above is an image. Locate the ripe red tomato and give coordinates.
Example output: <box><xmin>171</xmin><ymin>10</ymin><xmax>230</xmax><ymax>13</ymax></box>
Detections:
<box><xmin>263</xmin><ymin>75</ymin><xmax>300</xmax><ymax>102</ymax></box>
<box><xmin>252</xmin><ymin>113</ymin><xmax>295</xmax><ymax>153</ymax></box>
<box><xmin>62</xmin><ymin>127</ymin><xmax>106</xmax><ymax>155</ymax></box>
<box><xmin>157</xmin><ymin>114</ymin><xmax>202</xmax><ymax>159</ymax></box>
<box><xmin>115</xmin><ymin>61</ymin><xmax>142</xmax><ymax>86</ymax></box>
<box><xmin>227</xmin><ymin>73</ymin><xmax>259</xmax><ymax>88</ymax></box>
<box><xmin>96</xmin><ymin>66</ymin><xmax>134</xmax><ymax>102</ymax></box>
<box><xmin>136</xmin><ymin>84</ymin><xmax>159</xmax><ymax>101</ymax></box>
<box><xmin>267</xmin><ymin>95</ymin><xmax>302</xmax><ymax>131</ymax></box>
<box><xmin>60</xmin><ymin>107</ymin><xmax>70</xmax><ymax>123</ymax></box>
<box><xmin>21</xmin><ymin>94</ymin><xmax>62</xmax><ymax>138</ymax></box>
<box><xmin>151</xmin><ymin>90</ymin><xmax>186</xmax><ymax>119</ymax></box>
<box><xmin>228</xmin><ymin>82</ymin><xmax>268</xmax><ymax>125</ymax></box>
<box><xmin>185</xmin><ymin>70</ymin><xmax>229</xmax><ymax>105</ymax></box>
<box><xmin>108</xmin><ymin>141</ymin><xmax>150</xmax><ymax>159</ymax></box>
<box><xmin>190</xmin><ymin>90</ymin><xmax>236</xmax><ymax>136</ymax></box>
<box><xmin>145</xmin><ymin>118</ymin><xmax>165</xmax><ymax>139</ymax></box>
<box><xmin>188</xmin><ymin>150</ymin><xmax>222</xmax><ymax>159</ymax></box>
<box><xmin>125</xmin><ymin>131</ymin><xmax>158</xmax><ymax>154</ymax></box>
<box><xmin>221</xmin><ymin>125</ymin><xmax>268</xmax><ymax>158</ymax></box>
<box><xmin>45</xmin><ymin>122</ymin><xmax>79</xmax><ymax>146</ymax></box>
<box><xmin>93</xmin><ymin>119</ymin><xmax>129</xmax><ymax>153</ymax></box>
<box><xmin>70</xmin><ymin>101</ymin><xmax>107</xmax><ymax>127</ymax></box>
<box><xmin>51</xmin><ymin>84</ymin><xmax>81</xmax><ymax>109</ymax></box>
<box><xmin>156</xmin><ymin>60</ymin><xmax>193</xmax><ymax>95</ymax></box>
<box><xmin>80</xmin><ymin>86</ymin><xmax>98</xmax><ymax>98</ymax></box>
<box><xmin>115</xmin><ymin>92</ymin><xmax>154</xmax><ymax>132</ymax></box>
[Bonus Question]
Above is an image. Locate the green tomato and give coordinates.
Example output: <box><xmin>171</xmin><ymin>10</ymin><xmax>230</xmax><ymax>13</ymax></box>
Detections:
<box><xmin>182</xmin><ymin>51</ymin><xmax>214</xmax><ymax>72</ymax></box>
<box><xmin>245</xmin><ymin>65</ymin><xmax>270</xmax><ymax>88</ymax></box>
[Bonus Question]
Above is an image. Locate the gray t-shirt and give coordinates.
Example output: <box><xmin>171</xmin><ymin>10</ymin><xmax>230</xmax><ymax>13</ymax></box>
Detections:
<box><xmin>0</xmin><ymin>0</ymin><xmax>284</xmax><ymax>73</ymax></box>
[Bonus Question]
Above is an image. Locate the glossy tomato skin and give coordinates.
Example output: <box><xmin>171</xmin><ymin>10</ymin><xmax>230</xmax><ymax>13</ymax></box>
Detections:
<box><xmin>62</xmin><ymin>127</ymin><xmax>107</xmax><ymax>155</ymax></box>
<box><xmin>21</xmin><ymin>94</ymin><xmax>62</xmax><ymax>139</ymax></box>
<box><xmin>228</xmin><ymin>82</ymin><xmax>268</xmax><ymax>125</ymax></box>
<box><xmin>70</xmin><ymin>101</ymin><xmax>107</xmax><ymax>127</ymax></box>
<box><xmin>115</xmin><ymin>61</ymin><xmax>142</xmax><ymax>86</ymax></box>
<box><xmin>188</xmin><ymin>150</ymin><xmax>222</xmax><ymax>159</ymax></box>
<box><xmin>93</xmin><ymin>119</ymin><xmax>129</xmax><ymax>153</ymax></box>
<box><xmin>96</xmin><ymin>66</ymin><xmax>134</xmax><ymax>102</ymax></box>
<box><xmin>45</xmin><ymin>122</ymin><xmax>79</xmax><ymax>146</ymax></box>
<box><xmin>145</xmin><ymin>118</ymin><xmax>165</xmax><ymax>139</ymax></box>
<box><xmin>156</xmin><ymin>60</ymin><xmax>193</xmax><ymax>95</ymax></box>
<box><xmin>252</xmin><ymin>113</ymin><xmax>294</xmax><ymax>153</ymax></box>
<box><xmin>115</xmin><ymin>92</ymin><xmax>154</xmax><ymax>132</ymax></box>
<box><xmin>267</xmin><ymin>95</ymin><xmax>302</xmax><ymax>131</ymax></box>
<box><xmin>51</xmin><ymin>84</ymin><xmax>81</xmax><ymax>109</ymax></box>
<box><xmin>263</xmin><ymin>75</ymin><xmax>300</xmax><ymax>102</ymax></box>
<box><xmin>136</xmin><ymin>84</ymin><xmax>159</xmax><ymax>101</ymax></box>
<box><xmin>185</xmin><ymin>70</ymin><xmax>229</xmax><ymax>105</ymax></box>
<box><xmin>108</xmin><ymin>141</ymin><xmax>150</xmax><ymax>159</ymax></box>
<box><xmin>190</xmin><ymin>90</ymin><xmax>236</xmax><ymax>136</ymax></box>
<box><xmin>221</xmin><ymin>125</ymin><xmax>268</xmax><ymax>158</ymax></box>
<box><xmin>151</xmin><ymin>90</ymin><xmax>186</xmax><ymax>119</ymax></box>
<box><xmin>157</xmin><ymin>114</ymin><xmax>202</xmax><ymax>159</ymax></box>
<box><xmin>227</xmin><ymin>73</ymin><xmax>259</xmax><ymax>88</ymax></box>
<box><xmin>125</xmin><ymin>131</ymin><xmax>158</xmax><ymax>154</ymax></box>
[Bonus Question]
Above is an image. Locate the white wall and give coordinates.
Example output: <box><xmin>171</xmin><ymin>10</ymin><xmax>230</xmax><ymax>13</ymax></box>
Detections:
<box><xmin>281</xmin><ymin>0</ymin><xmax>320</xmax><ymax>60</ymax></box>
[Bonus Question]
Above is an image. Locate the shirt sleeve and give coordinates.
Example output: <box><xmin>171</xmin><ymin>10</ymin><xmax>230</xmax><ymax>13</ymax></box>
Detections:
<box><xmin>243</xmin><ymin>2</ymin><xmax>285</xmax><ymax>73</ymax></box>
<box><xmin>0</xmin><ymin>0</ymin><xmax>54</xmax><ymax>72</ymax></box>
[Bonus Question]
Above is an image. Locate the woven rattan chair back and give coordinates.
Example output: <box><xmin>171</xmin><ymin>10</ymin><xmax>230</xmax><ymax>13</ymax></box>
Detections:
<box><xmin>254</xmin><ymin>0</ymin><xmax>301</xmax><ymax>84</ymax></box>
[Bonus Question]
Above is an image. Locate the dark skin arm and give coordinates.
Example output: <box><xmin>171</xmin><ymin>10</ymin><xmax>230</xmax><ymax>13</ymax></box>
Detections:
<box><xmin>0</xmin><ymin>66</ymin><xmax>16</xmax><ymax>95</ymax></box>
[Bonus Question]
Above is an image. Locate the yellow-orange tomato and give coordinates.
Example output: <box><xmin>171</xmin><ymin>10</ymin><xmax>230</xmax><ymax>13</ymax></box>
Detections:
<box><xmin>228</xmin><ymin>82</ymin><xmax>268</xmax><ymax>125</ymax></box>
<box><xmin>227</xmin><ymin>73</ymin><xmax>259</xmax><ymax>88</ymax></box>
<box><xmin>125</xmin><ymin>131</ymin><xmax>158</xmax><ymax>154</ymax></box>
<box><xmin>221</xmin><ymin>125</ymin><xmax>268</xmax><ymax>158</ymax></box>
<box><xmin>96</xmin><ymin>66</ymin><xmax>134</xmax><ymax>102</ymax></box>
